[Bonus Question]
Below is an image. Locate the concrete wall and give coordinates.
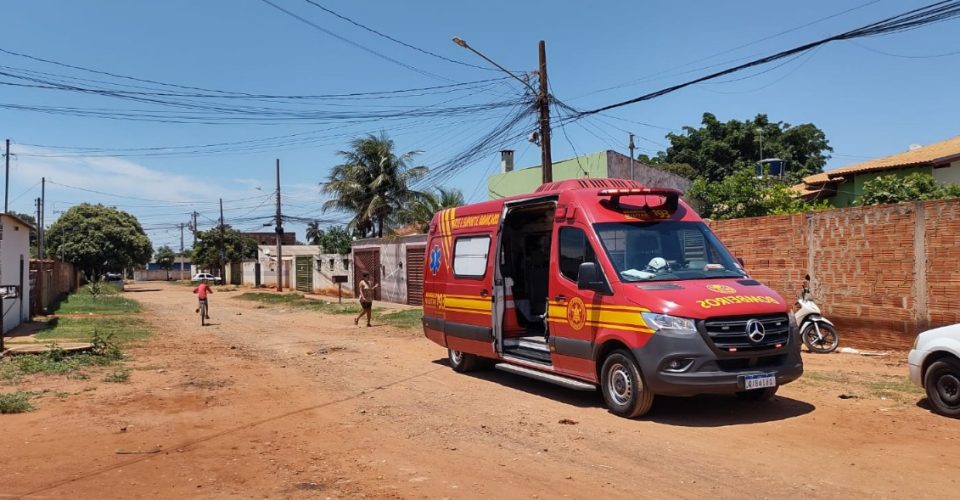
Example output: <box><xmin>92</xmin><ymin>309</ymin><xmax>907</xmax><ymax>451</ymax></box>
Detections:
<box><xmin>709</xmin><ymin>199</ymin><xmax>960</xmax><ymax>350</ymax></box>
<box><xmin>605</xmin><ymin>151</ymin><xmax>693</xmax><ymax>194</ymax></box>
<box><xmin>313</xmin><ymin>253</ymin><xmax>353</xmax><ymax>296</ymax></box>
<box><xmin>30</xmin><ymin>260</ymin><xmax>79</xmax><ymax>315</ymax></box>
<box><xmin>487</xmin><ymin>151</ymin><xmax>608</xmax><ymax>199</ymax></box>
<box><xmin>352</xmin><ymin>235</ymin><xmax>427</xmax><ymax>304</ymax></box>
<box><xmin>0</xmin><ymin>215</ymin><xmax>31</xmax><ymax>334</ymax></box>
<box><xmin>933</xmin><ymin>160</ymin><xmax>960</xmax><ymax>185</ymax></box>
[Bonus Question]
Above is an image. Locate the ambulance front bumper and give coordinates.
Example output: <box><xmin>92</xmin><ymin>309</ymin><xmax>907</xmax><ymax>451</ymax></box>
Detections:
<box><xmin>631</xmin><ymin>331</ymin><xmax>803</xmax><ymax>396</ymax></box>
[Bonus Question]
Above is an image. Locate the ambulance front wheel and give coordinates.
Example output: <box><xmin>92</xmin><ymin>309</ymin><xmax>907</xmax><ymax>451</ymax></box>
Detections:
<box><xmin>600</xmin><ymin>350</ymin><xmax>655</xmax><ymax>418</ymax></box>
<box><xmin>448</xmin><ymin>348</ymin><xmax>479</xmax><ymax>373</ymax></box>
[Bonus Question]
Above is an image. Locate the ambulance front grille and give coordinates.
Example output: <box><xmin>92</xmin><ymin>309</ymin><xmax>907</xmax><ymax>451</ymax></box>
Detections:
<box><xmin>702</xmin><ymin>314</ymin><xmax>790</xmax><ymax>352</ymax></box>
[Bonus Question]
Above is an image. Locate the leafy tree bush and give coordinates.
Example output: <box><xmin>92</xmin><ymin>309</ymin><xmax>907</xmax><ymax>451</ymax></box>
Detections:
<box><xmin>858</xmin><ymin>172</ymin><xmax>960</xmax><ymax>206</ymax></box>
<box><xmin>192</xmin><ymin>225</ymin><xmax>258</xmax><ymax>272</ymax></box>
<box><xmin>688</xmin><ymin>168</ymin><xmax>828</xmax><ymax>220</ymax></box>
<box><xmin>46</xmin><ymin>204</ymin><xmax>152</xmax><ymax>277</ymax></box>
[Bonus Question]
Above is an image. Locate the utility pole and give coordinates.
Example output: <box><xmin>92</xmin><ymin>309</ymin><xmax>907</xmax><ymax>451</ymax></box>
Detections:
<box><xmin>3</xmin><ymin>139</ymin><xmax>9</xmax><ymax>213</ymax></box>
<box><xmin>219</xmin><ymin>198</ymin><xmax>225</xmax><ymax>281</ymax></box>
<box><xmin>179</xmin><ymin>222</ymin><xmax>185</xmax><ymax>281</ymax></box>
<box><xmin>35</xmin><ymin>196</ymin><xmax>43</xmax><ymax>314</ymax></box>
<box><xmin>275</xmin><ymin>159</ymin><xmax>283</xmax><ymax>292</ymax></box>
<box><xmin>628</xmin><ymin>133</ymin><xmax>636</xmax><ymax>181</ymax></box>
<box><xmin>40</xmin><ymin>177</ymin><xmax>45</xmax><ymax>260</ymax></box>
<box><xmin>452</xmin><ymin>38</ymin><xmax>553</xmax><ymax>184</ymax></box>
<box><xmin>537</xmin><ymin>40</ymin><xmax>553</xmax><ymax>184</ymax></box>
<box><xmin>191</xmin><ymin>211</ymin><xmax>198</xmax><ymax>247</ymax></box>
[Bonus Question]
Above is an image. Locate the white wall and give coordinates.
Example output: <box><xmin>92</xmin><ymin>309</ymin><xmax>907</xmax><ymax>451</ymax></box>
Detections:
<box><xmin>933</xmin><ymin>160</ymin><xmax>960</xmax><ymax>185</ymax></box>
<box><xmin>0</xmin><ymin>215</ymin><xmax>31</xmax><ymax>334</ymax></box>
<box><xmin>313</xmin><ymin>253</ymin><xmax>352</xmax><ymax>294</ymax></box>
<box><xmin>352</xmin><ymin>235</ymin><xmax>427</xmax><ymax>305</ymax></box>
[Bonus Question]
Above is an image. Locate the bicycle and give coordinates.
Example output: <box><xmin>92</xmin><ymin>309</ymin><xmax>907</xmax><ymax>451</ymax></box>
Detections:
<box><xmin>199</xmin><ymin>299</ymin><xmax>208</xmax><ymax>326</ymax></box>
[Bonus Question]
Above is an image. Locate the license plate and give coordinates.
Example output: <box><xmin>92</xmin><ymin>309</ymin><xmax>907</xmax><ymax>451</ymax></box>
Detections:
<box><xmin>743</xmin><ymin>373</ymin><xmax>777</xmax><ymax>390</ymax></box>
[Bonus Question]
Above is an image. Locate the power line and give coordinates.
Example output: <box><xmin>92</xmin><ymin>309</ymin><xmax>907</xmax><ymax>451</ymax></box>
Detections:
<box><xmin>576</xmin><ymin>0</ymin><xmax>960</xmax><ymax>117</ymax></box>
<box><xmin>299</xmin><ymin>0</ymin><xmax>494</xmax><ymax>71</ymax></box>
<box><xmin>257</xmin><ymin>0</ymin><xmax>453</xmax><ymax>82</ymax></box>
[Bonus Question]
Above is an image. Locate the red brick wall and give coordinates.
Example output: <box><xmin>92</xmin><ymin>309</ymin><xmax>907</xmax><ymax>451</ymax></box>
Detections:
<box><xmin>709</xmin><ymin>200</ymin><xmax>960</xmax><ymax>350</ymax></box>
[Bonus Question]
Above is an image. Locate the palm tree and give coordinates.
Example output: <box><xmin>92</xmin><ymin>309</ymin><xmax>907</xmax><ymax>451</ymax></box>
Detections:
<box><xmin>397</xmin><ymin>187</ymin><xmax>465</xmax><ymax>233</ymax></box>
<box><xmin>305</xmin><ymin>221</ymin><xmax>323</xmax><ymax>245</ymax></box>
<box><xmin>321</xmin><ymin>132</ymin><xmax>427</xmax><ymax>238</ymax></box>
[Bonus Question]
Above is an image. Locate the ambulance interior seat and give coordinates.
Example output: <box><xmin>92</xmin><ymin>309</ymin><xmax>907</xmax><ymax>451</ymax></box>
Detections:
<box><xmin>500</xmin><ymin>205</ymin><xmax>554</xmax><ymax>338</ymax></box>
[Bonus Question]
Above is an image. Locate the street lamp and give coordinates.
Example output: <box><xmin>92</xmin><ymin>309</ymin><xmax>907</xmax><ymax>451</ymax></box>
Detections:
<box><xmin>451</xmin><ymin>37</ymin><xmax>536</xmax><ymax>94</ymax></box>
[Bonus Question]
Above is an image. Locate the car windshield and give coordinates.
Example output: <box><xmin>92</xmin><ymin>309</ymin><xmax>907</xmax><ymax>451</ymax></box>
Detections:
<box><xmin>594</xmin><ymin>221</ymin><xmax>747</xmax><ymax>282</ymax></box>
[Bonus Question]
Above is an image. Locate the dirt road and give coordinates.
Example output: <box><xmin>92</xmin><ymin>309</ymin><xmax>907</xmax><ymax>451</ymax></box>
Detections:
<box><xmin>3</xmin><ymin>283</ymin><xmax>958</xmax><ymax>498</ymax></box>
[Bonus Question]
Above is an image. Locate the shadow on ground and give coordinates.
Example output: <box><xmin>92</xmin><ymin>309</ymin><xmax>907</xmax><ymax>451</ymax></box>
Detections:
<box><xmin>432</xmin><ymin>358</ymin><xmax>815</xmax><ymax>426</ymax></box>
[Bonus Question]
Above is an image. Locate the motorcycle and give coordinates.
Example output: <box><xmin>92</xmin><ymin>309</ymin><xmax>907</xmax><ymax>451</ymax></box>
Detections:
<box><xmin>795</xmin><ymin>274</ymin><xmax>840</xmax><ymax>354</ymax></box>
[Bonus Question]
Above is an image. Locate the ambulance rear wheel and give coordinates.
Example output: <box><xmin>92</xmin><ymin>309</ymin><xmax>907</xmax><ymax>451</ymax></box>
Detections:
<box><xmin>600</xmin><ymin>350</ymin><xmax>654</xmax><ymax>418</ymax></box>
<box><xmin>448</xmin><ymin>348</ymin><xmax>479</xmax><ymax>373</ymax></box>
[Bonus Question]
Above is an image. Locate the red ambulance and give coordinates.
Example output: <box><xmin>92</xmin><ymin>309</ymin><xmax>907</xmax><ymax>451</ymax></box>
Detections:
<box><xmin>422</xmin><ymin>178</ymin><xmax>802</xmax><ymax>418</ymax></box>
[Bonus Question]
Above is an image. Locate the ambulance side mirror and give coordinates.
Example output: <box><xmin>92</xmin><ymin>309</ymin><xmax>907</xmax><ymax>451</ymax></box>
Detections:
<box><xmin>736</xmin><ymin>257</ymin><xmax>745</xmax><ymax>268</ymax></box>
<box><xmin>577</xmin><ymin>262</ymin><xmax>604</xmax><ymax>291</ymax></box>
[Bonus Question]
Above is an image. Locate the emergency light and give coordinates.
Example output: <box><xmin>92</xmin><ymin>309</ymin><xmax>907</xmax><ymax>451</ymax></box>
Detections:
<box><xmin>597</xmin><ymin>187</ymin><xmax>681</xmax><ymax>212</ymax></box>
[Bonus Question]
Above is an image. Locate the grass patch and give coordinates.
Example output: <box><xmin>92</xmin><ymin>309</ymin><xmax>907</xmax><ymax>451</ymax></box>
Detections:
<box><xmin>0</xmin><ymin>391</ymin><xmax>37</xmax><ymax>414</ymax></box>
<box><xmin>866</xmin><ymin>377</ymin><xmax>924</xmax><ymax>400</ymax></box>
<box><xmin>103</xmin><ymin>368</ymin><xmax>131</xmax><ymax>383</ymax></box>
<box><xmin>35</xmin><ymin>317</ymin><xmax>150</xmax><ymax>344</ymax></box>
<box><xmin>55</xmin><ymin>292</ymin><xmax>141</xmax><ymax>315</ymax></box>
<box><xmin>236</xmin><ymin>292</ymin><xmax>368</xmax><ymax>315</ymax></box>
<box><xmin>1</xmin><ymin>333</ymin><xmax>125</xmax><ymax>384</ymax></box>
<box><xmin>378</xmin><ymin>309</ymin><xmax>422</xmax><ymax>330</ymax></box>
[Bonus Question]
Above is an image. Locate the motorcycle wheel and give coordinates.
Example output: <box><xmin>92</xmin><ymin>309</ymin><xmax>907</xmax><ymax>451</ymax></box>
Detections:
<box><xmin>801</xmin><ymin>322</ymin><xmax>839</xmax><ymax>354</ymax></box>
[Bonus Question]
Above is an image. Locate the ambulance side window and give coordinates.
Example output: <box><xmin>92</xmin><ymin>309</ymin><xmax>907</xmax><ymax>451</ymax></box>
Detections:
<box><xmin>453</xmin><ymin>235</ymin><xmax>491</xmax><ymax>278</ymax></box>
<box><xmin>558</xmin><ymin>227</ymin><xmax>597</xmax><ymax>282</ymax></box>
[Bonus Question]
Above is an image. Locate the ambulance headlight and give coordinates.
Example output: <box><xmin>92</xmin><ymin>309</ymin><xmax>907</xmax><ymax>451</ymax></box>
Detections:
<box><xmin>641</xmin><ymin>312</ymin><xmax>697</xmax><ymax>336</ymax></box>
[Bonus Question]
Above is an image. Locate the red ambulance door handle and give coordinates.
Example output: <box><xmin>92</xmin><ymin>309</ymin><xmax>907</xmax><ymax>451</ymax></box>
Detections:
<box><xmin>480</xmin><ymin>289</ymin><xmax>489</xmax><ymax>298</ymax></box>
<box><xmin>554</xmin><ymin>294</ymin><xmax>567</xmax><ymax>303</ymax></box>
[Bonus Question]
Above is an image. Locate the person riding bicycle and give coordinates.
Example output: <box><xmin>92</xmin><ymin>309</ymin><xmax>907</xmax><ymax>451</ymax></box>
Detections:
<box><xmin>193</xmin><ymin>279</ymin><xmax>213</xmax><ymax>319</ymax></box>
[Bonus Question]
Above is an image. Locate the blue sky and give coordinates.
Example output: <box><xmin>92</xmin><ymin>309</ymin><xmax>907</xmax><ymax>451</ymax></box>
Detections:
<box><xmin>1</xmin><ymin>0</ymin><xmax>958</xmax><ymax>251</ymax></box>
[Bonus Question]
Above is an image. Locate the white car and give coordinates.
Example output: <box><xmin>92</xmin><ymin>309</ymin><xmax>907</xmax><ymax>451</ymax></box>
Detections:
<box><xmin>909</xmin><ymin>324</ymin><xmax>960</xmax><ymax>418</ymax></box>
<box><xmin>191</xmin><ymin>273</ymin><xmax>222</xmax><ymax>283</ymax></box>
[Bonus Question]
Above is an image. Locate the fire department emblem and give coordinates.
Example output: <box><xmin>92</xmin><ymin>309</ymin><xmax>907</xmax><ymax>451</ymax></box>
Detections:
<box><xmin>429</xmin><ymin>245</ymin><xmax>442</xmax><ymax>276</ymax></box>
<box><xmin>566</xmin><ymin>297</ymin><xmax>587</xmax><ymax>331</ymax></box>
<box><xmin>706</xmin><ymin>284</ymin><xmax>737</xmax><ymax>295</ymax></box>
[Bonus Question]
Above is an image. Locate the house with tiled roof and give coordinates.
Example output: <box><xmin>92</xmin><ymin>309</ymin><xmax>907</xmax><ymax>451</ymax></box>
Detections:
<box><xmin>793</xmin><ymin>134</ymin><xmax>960</xmax><ymax>207</ymax></box>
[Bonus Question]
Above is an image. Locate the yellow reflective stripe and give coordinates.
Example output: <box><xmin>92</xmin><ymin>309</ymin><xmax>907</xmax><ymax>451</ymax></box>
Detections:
<box><xmin>445</xmin><ymin>297</ymin><xmax>491</xmax><ymax>312</ymax></box>
<box><xmin>444</xmin><ymin>307</ymin><xmax>491</xmax><ymax>315</ymax></box>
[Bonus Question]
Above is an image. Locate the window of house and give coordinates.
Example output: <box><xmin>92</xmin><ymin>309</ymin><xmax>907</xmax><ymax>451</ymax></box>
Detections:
<box><xmin>453</xmin><ymin>236</ymin><xmax>491</xmax><ymax>278</ymax></box>
<box><xmin>558</xmin><ymin>227</ymin><xmax>597</xmax><ymax>282</ymax></box>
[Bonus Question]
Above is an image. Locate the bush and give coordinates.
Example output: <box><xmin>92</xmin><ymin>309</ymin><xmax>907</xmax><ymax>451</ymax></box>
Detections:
<box><xmin>859</xmin><ymin>172</ymin><xmax>960</xmax><ymax>206</ymax></box>
<box><xmin>0</xmin><ymin>391</ymin><xmax>36</xmax><ymax>413</ymax></box>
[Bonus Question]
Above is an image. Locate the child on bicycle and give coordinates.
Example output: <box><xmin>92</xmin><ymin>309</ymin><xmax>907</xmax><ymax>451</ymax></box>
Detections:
<box><xmin>193</xmin><ymin>279</ymin><xmax>213</xmax><ymax>319</ymax></box>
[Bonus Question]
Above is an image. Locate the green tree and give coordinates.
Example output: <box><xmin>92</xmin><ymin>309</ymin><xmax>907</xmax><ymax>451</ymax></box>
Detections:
<box><xmin>688</xmin><ymin>167</ymin><xmax>828</xmax><ymax>220</ymax></box>
<box><xmin>321</xmin><ymin>132</ymin><xmax>428</xmax><ymax>237</ymax></box>
<box><xmin>655</xmin><ymin>112</ymin><xmax>832</xmax><ymax>183</ymax></box>
<box><xmin>305</xmin><ymin>221</ymin><xmax>323</xmax><ymax>245</ymax></box>
<box><xmin>192</xmin><ymin>225</ymin><xmax>258</xmax><ymax>274</ymax></box>
<box><xmin>154</xmin><ymin>245</ymin><xmax>176</xmax><ymax>279</ymax></box>
<box><xmin>396</xmin><ymin>186</ymin><xmax>465</xmax><ymax>233</ymax></box>
<box><xmin>318</xmin><ymin>225</ymin><xmax>352</xmax><ymax>255</ymax></box>
<box><xmin>638</xmin><ymin>155</ymin><xmax>697</xmax><ymax>181</ymax></box>
<box><xmin>46</xmin><ymin>203</ymin><xmax>153</xmax><ymax>278</ymax></box>
<box><xmin>858</xmin><ymin>172</ymin><xmax>960</xmax><ymax>206</ymax></box>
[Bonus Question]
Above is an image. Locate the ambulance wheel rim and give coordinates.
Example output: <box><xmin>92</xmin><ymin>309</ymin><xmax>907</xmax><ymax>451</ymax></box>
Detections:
<box><xmin>607</xmin><ymin>363</ymin><xmax>634</xmax><ymax>406</ymax></box>
<box><xmin>449</xmin><ymin>349</ymin><xmax>463</xmax><ymax>366</ymax></box>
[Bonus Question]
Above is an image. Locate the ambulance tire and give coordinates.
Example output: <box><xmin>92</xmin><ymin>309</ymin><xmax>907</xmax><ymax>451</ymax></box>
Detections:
<box><xmin>600</xmin><ymin>350</ymin><xmax>655</xmax><ymax>418</ymax></box>
<box><xmin>448</xmin><ymin>348</ymin><xmax>479</xmax><ymax>373</ymax></box>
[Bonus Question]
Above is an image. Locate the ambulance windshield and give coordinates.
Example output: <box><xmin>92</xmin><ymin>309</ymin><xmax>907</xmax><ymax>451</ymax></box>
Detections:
<box><xmin>594</xmin><ymin>221</ymin><xmax>746</xmax><ymax>282</ymax></box>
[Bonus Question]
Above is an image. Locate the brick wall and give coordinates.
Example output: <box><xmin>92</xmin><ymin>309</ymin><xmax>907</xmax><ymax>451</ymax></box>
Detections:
<box><xmin>709</xmin><ymin>200</ymin><xmax>960</xmax><ymax>350</ymax></box>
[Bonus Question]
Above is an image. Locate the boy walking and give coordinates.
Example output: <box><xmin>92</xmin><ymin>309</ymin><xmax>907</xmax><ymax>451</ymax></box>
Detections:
<box><xmin>354</xmin><ymin>272</ymin><xmax>379</xmax><ymax>327</ymax></box>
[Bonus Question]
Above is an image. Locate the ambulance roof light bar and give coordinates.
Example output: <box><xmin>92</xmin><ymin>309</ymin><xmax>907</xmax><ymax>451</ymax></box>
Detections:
<box><xmin>597</xmin><ymin>187</ymin><xmax>681</xmax><ymax>211</ymax></box>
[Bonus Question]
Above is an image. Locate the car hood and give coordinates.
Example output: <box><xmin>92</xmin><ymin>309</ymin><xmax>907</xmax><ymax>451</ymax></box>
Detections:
<box><xmin>619</xmin><ymin>278</ymin><xmax>789</xmax><ymax>320</ymax></box>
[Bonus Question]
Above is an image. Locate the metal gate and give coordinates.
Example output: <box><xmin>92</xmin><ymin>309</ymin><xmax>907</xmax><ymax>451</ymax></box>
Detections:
<box><xmin>295</xmin><ymin>256</ymin><xmax>313</xmax><ymax>293</ymax></box>
<box><xmin>405</xmin><ymin>246</ymin><xmax>425</xmax><ymax>305</ymax></box>
<box><xmin>230</xmin><ymin>262</ymin><xmax>242</xmax><ymax>285</ymax></box>
<box><xmin>353</xmin><ymin>249</ymin><xmax>381</xmax><ymax>300</ymax></box>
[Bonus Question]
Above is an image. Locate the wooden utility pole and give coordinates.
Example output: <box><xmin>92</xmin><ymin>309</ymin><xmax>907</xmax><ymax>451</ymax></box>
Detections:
<box><xmin>179</xmin><ymin>222</ymin><xmax>185</xmax><ymax>281</ymax></box>
<box><xmin>538</xmin><ymin>40</ymin><xmax>553</xmax><ymax>184</ymax></box>
<box><xmin>191</xmin><ymin>211</ymin><xmax>198</xmax><ymax>246</ymax></box>
<box><xmin>275</xmin><ymin>159</ymin><xmax>283</xmax><ymax>291</ymax></box>
<box><xmin>218</xmin><ymin>198</ymin><xmax>225</xmax><ymax>281</ymax></box>
<box><xmin>3</xmin><ymin>139</ymin><xmax>9</xmax><ymax>213</ymax></box>
<box><xmin>628</xmin><ymin>133</ymin><xmax>636</xmax><ymax>181</ymax></box>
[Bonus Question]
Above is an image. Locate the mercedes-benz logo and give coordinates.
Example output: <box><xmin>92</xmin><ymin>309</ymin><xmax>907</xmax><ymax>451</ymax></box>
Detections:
<box><xmin>745</xmin><ymin>319</ymin><xmax>766</xmax><ymax>343</ymax></box>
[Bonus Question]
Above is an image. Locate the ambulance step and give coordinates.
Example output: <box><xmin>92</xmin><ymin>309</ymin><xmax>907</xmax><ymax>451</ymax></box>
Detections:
<box><xmin>503</xmin><ymin>346</ymin><xmax>552</xmax><ymax>364</ymax></box>
<box><xmin>495</xmin><ymin>363</ymin><xmax>596</xmax><ymax>392</ymax></box>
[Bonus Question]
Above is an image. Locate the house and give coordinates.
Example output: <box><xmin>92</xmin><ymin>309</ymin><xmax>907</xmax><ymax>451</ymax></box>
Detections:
<box><xmin>351</xmin><ymin>234</ymin><xmax>427</xmax><ymax>306</ymax></box>
<box><xmin>794</xmin><ymin>135</ymin><xmax>960</xmax><ymax>207</ymax></box>
<box><xmin>250</xmin><ymin>245</ymin><xmax>352</xmax><ymax>294</ymax></box>
<box><xmin>487</xmin><ymin>150</ymin><xmax>693</xmax><ymax>200</ymax></box>
<box><xmin>0</xmin><ymin>213</ymin><xmax>33</xmax><ymax>335</ymax></box>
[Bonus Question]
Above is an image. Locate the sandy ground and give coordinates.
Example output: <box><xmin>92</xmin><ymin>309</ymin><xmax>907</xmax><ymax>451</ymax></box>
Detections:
<box><xmin>2</xmin><ymin>282</ymin><xmax>958</xmax><ymax>499</ymax></box>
